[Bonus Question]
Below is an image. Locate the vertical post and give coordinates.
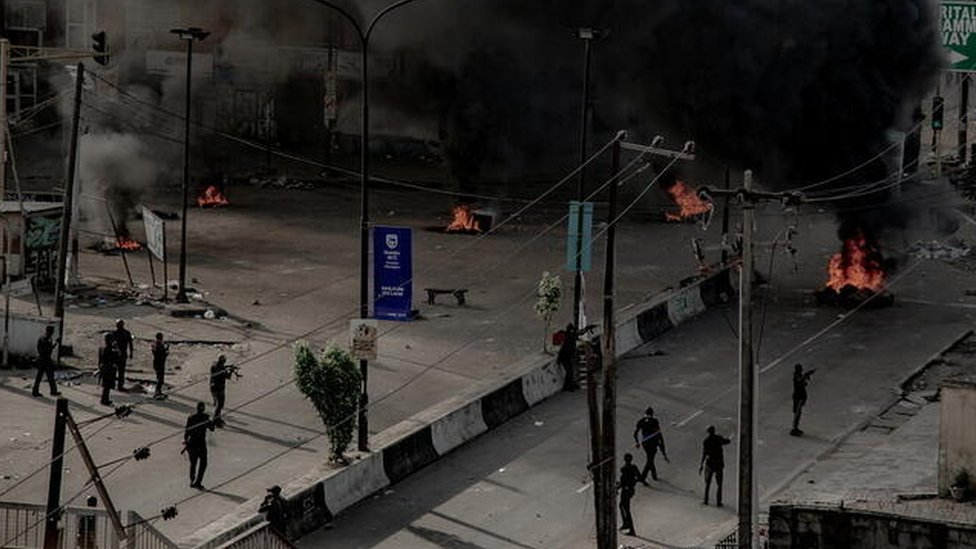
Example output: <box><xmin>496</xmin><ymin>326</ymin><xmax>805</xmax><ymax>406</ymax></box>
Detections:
<box><xmin>162</xmin><ymin>226</ymin><xmax>169</xmax><ymax>302</ymax></box>
<box><xmin>960</xmin><ymin>75</ymin><xmax>970</xmax><ymax>165</ymax></box>
<box><xmin>572</xmin><ymin>30</ymin><xmax>593</xmax><ymax>334</ymax></box>
<box><xmin>584</xmin><ymin>337</ymin><xmax>603</xmax><ymax>541</ymax></box>
<box><xmin>43</xmin><ymin>398</ymin><xmax>68</xmax><ymax>549</ymax></box>
<box><xmin>3</xmin><ymin>230</ymin><xmax>10</xmax><ymax>367</ymax></box>
<box><xmin>894</xmin><ymin>134</ymin><xmax>905</xmax><ymax>200</ymax></box>
<box><xmin>737</xmin><ymin>170</ymin><xmax>755</xmax><ymax>549</ymax></box>
<box><xmin>0</xmin><ymin>38</ymin><xmax>8</xmax><ymax>200</ymax></box>
<box><xmin>176</xmin><ymin>38</ymin><xmax>194</xmax><ymax>303</ymax></box>
<box><xmin>598</xmin><ymin>137</ymin><xmax>621</xmax><ymax>549</ymax></box>
<box><xmin>54</xmin><ymin>63</ymin><xmax>83</xmax><ymax>359</ymax></box>
<box><xmin>357</xmin><ymin>35</ymin><xmax>370</xmax><ymax>452</ymax></box>
<box><xmin>146</xmin><ymin>247</ymin><xmax>156</xmax><ymax>289</ymax></box>
<box><xmin>721</xmin><ymin>167</ymin><xmax>731</xmax><ymax>265</ymax></box>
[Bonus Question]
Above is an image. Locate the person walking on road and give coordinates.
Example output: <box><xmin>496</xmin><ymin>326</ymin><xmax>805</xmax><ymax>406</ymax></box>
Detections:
<box><xmin>184</xmin><ymin>402</ymin><xmax>215</xmax><ymax>489</ymax></box>
<box><xmin>616</xmin><ymin>453</ymin><xmax>641</xmax><ymax>536</ymax></box>
<box><xmin>634</xmin><ymin>406</ymin><xmax>669</xmax><ymax>482</ymax></box>
<box><xmin>557</xmin><ymin>323</ymin><xmax>579</xmax><ymax>391</ymax></box>
<box><xmin>791</xmin><ymin>363</ymin><xmax>815</xmax><ymax>436</ymax></box>
<box><xmin>699</xmin><ymin>425</ymin><xmax>731</xmax><ymax>506</ymax></box>
<box><xmin>32</xmin><ymin>326</ymin><xmax>60</xmax><ymax>397</ymax></box>
<box><xmin>151</xmin><ymin>332</ymin><xmax>169</xmax><ymax>399</ymax></box>
<box><xmin>113</xmin><ymin>319</ymin><xmax>133</xmax><ymax>391</ymax></box>
<box><xmin>97</xmin><ymin>333</ymin><xmax>118</xmax><ymax>406</ymax></box>
<box><xmin>210</xmin><ymin>355</ymin><xmax>235</xmax><ymax>427</ymax></box>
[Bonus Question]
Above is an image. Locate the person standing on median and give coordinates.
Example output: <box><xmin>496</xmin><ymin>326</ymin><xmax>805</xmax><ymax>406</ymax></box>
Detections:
<box><xmin>616</xmin><ymin>453</ymin><xmax>641</xmax><ymax>536</ymax></box>
<box><xmin>634</xmin><ymin>406</ymin><xmax>669</xmax><ymax>482</ymax></box>
<box><xmin>32</xmin><ymin>325</ymin><xmax>60</xmax><ymax>397</ymax></box>
<box><xmin>557</xmin><ymin>323</ymin><xmax>579</xmax><ymax>391</ymax></box>
<box><xmin>791</xmin><ymin>363</ymin><xmax>815</xmax><ymax>436</ymax></box>
<box><xmin>151</xmin><ymin>332</ymin><xmax>169</xmax><ymax>399</ymax></box>
<box><xmin>113</xmin><ymin>319</ymin><xmax>133</xmax><ymax>391</ymax></box>
<box><xmin>184</xmin><ymin>402</ymin><xmax>215</xmax><ymax>489</ymax></box>
<box><xmin>699</xmin><ymin>426</ymin><xmax>731</xmax><ymax>506</ymax></box>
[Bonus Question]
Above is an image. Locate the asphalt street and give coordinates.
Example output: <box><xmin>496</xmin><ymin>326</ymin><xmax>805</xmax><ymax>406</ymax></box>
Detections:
<box><xmin>298</xmin><ymin>257</ymin><xmax>976</xmax><ymax>549</ymax></box>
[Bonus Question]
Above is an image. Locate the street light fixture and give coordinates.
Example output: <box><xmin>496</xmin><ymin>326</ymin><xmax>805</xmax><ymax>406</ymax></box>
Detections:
<box><xmin>171</xmin><ymin>27</ymin><xmax>210</xmax><ymax>304</ymax></box>
<box><xmin>306</xmin><ymin>0</ymin><xmax>427</xmax><ymax>452</ymax></box>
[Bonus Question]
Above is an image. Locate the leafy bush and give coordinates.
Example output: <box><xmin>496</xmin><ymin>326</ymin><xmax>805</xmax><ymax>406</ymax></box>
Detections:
<box><xmin>294</xmin><ymin>343</ymin><xmax>362</xmax><ymax>463</ymax></box>
<box><xmin>534</xmin><ymin>271</ymin><xmax>562</xmax><ymax>352</ymax></box>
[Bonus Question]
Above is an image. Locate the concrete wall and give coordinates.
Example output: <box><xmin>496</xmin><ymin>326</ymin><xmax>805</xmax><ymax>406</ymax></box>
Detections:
<box><xmin>769</xmin><ymin>504</ymin><xmax>976</xmax><ymax>549</ymax></box>
<box><xmin>939</xmin><ymin>380</ymin><xmax>976</xmax><ymax>495</ymax></box>
<box><xmin>0</xmin><ymin>313</ymin><xmax>59</xmax><ymax>360</ymax></box>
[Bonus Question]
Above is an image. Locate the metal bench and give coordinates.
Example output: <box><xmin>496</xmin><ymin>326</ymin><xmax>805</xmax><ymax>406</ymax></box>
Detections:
<box><xmin>424</xmin><ymin>288</ymin><xmax>468</xmax><ymax>305</ymax></box>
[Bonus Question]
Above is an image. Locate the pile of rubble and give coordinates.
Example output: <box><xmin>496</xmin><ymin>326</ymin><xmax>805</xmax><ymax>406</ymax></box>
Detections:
<box><xmin>908</xmin><ymin>239</ymin><xmax>971</xmax><ymax>260</ymax></box>
<box><xmin>249</xmin><ymin>174</ymin><xmax>315</xmax><ymax>191</ymax></box>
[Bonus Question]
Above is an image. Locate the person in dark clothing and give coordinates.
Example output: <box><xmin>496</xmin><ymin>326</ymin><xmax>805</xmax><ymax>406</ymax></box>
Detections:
<box><xmin>76</xmin><ymin>495</ymin><xmax>98</xmax><ymax>549</ymax></box>
<box><xmin>699</xmin><ymin>425</ymin><xmax>732</xmax><ymax>506</ymax></box>
<box><xmin>557</xmin><ymin>323</ymin><xmax>579</xmax><ymax>391</ymax></box>
<box><xmin>113</xmin><ymin>319</ymin><xmax>133</xmax><ymax>391</ymax></box>
<box><xmin>633</xmin><ymin>406</ymin><xmax>669</xmax><ymax>482</ymax></box>
<box><xmin>97</xmin><ymin>333</ymin><xmax>118</xmax><ymax>406</ymax></box>
<box><xmin>32</xmin><ymin>326</ymin><xmax>60</xmax><ymax>397</ymax></box>
<box><xmin>259</xmin><ymin>485</ymin><xmax>289</xmax><ymax>536</ymax></box>
<box><xmin>184</xmin><ymin>402</ymin><xmax>215</xmax><ymax>489</ymax></box>
<box><xmin>791</xmin><ymin>364</ymin><xmax>815</xmax><ymax>436</ymax></box>
<box><xmin>210</xmin><ymin>355</ymin><xmax>235</xmax><ymax>426</ymax></box>
<box><xmin>616</xmin><ymin>453</ymin><xmax>641</xmax><ymax>536</ymax></box>
<box><xmin>151</xmin><ymin>333</ymin><xmax>169</xmax><ymax>399</ymax></box>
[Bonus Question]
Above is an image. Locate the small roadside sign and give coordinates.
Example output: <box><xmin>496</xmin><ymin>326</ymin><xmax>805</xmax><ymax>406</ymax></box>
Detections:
<box><xmin>565</xmin><ymin>201</ymin><xmax>594</xmax><ymax>272</ymax></box>
<box><xmin>350</xmin><ymin>319</ymin><xmax>378</xmax><ymax>361</ymax></box>
<box><xmin>942</xmin><ymin>2</ymin><xmax>976</xmax><ymax>72</ymax></box>
<box><xmin>142</xmin><ymin>207</ymin><xmax>166</xmax><ymax>261</ymax></box>
<box><xmin>3</xmin><ymin>277</ymin><xmax>33</xmax><ymax>297</ymax></box>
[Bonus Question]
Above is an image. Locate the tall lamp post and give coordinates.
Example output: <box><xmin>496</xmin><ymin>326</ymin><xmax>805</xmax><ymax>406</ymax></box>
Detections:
<box><xmin>307</xmin><ymin>0</ymin><xmax>426</xmax><ymax>452</ymax></box>
<box><xmin>571</xmin><ymin>28</ymin><xmax>598</xmax><ymax>338</ymax></box>
<box><xmin>171</xmin><ymin>27</ymin><xmax>210</xmax><ymax>304</ymax></box>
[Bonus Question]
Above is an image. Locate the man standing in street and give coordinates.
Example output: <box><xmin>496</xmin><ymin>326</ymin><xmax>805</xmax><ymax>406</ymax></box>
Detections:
<box><xmin>791</xmin><ymin>363</ymin><xmax>815</xmax><ymax>436</ymax></box>
<box><xmin>184</xmin><ymin>402</ymin><xmax>215</xmax><ymax>489</ymax></box>
<box><xmin>616</xmin><ymin>453</ymin><xmax>641</xmax><ymax>536</ymax></box>
<box><xmin>633</xmin><ymin>406</ymin><xmax>669</xmax><ymax>482</ymax></box>
<box><xmin>210</xmin><ymin>355</ymin><xmax>234</xmax><ymax>427</ymax></box>
<box><xmin>32</xmin><ymin>325</ymin><xmax>60</xmax><ymax>397</ymax></box>
<box><xmin>113</xmin><ymin>319</ymin><xmax>133</xmax><ymax>391</ymax></box>
<box><xmin>98</xmin><ymin>333</ymin><xmax>118</xmax><ymax>406</ymax></box>
<box><xmin>699</xmin><ymin>426</ymin><xmax>731</xmax><ymax>506</ymax></box>
<box><xmin>151</xmin><ymin>332</ymin><xmax>169</xmax><ymax>399</ymax></box>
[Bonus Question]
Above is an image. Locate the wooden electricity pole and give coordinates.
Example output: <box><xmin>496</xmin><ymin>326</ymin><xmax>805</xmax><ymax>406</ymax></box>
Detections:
<box><xmin>54</xmin><ymin>63</ymin><xmax>83</xmax><ymax>359</ymax></box>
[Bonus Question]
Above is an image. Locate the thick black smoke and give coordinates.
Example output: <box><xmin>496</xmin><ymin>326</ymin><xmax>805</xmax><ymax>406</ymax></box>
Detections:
<box><xmin>387</xmin><ymin>0</ymin><xmax>942</xmax><ymax>205</ymax></box>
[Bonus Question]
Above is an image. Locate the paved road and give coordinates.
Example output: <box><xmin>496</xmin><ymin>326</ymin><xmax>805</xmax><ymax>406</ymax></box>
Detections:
<box><xmin>298</xmin><ymin>257</ymin><xmax>975</xmax><ymax>549</ymax></box>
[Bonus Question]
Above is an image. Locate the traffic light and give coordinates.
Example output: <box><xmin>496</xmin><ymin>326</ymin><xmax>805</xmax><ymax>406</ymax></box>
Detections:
<box><xmin>932</xmin><ymin>95</ymin><xmax>945</xmax><ymax>131</ymax></box>
<box><xmin>91</xmin><ymin>31</ymin><xmax>109</xmax><ymax>66</ymax></box>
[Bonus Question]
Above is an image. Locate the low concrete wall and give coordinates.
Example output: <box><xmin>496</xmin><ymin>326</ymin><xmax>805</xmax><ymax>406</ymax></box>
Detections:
<box><xmin>0</xmin><ymin>313</ymin><xmax>59</xmax><ymax>361</ymax></box>
<box><xmin>939</xmin><ymin>379</ymin><xmax>976</xmax><ymax>496</ymax></box>
<box><xmin>769</xmin><ymin>503</ymin><xmax>976</xmax><ymax>549</ymax></box>
<box><xmin>184</xmin><ymin>269</ymin><xmax>734</xmax><ymax>548</ymax></box>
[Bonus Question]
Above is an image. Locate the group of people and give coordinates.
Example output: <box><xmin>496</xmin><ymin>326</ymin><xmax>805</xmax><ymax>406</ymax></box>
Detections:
<box><xmin>617</xmin><ymin>365</ymin><xmax>814</xmax><ymax>537</ymax></box>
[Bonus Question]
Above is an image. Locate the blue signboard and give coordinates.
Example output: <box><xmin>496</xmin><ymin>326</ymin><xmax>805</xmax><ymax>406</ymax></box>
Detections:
<box><xmin>373</xmin><ymin>226</ymin><xmax>413</xmax><ymax>321</ymax></box>
<box><xmin>565</xmin><ymin>201</ymin><xmax>594</xmax><ymax>272</ymax></box>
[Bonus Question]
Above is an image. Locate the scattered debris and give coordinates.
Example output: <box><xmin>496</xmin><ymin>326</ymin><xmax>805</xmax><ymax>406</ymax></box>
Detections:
<box><xmin>909</xmin><ymin>239</ymin><xmax>971</xmax><ymax>260</ymax></box>
<box><xmin>250</xmin><ymin>175</ymin><xmax>315</xmax><ymax>190</ymax></box>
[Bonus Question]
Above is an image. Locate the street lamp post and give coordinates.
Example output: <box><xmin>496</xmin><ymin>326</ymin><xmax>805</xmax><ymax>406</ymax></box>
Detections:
<box><xmin>307</xmin><ymin>0</ymin><xmax>426</xmax><ymax>452</ymax></box>
<box><xmin>171</xmin><ymin>27</ymin><xmax>210</xmax><ymax>304</ymax></box>
<box><xmin>572</xmin><ymin>28</ymin><xmax>597</xmax><ymax>340</ymax></box>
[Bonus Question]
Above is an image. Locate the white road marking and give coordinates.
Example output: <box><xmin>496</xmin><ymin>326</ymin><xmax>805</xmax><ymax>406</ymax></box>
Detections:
<box><xmin>675</xmin><ymin>409</ymin><xmax>703</xmax><ymax>428</ymax></box>
<box><xmin>576</xmin><ymin>482</ymin><xmax>592</xmax><ymax>494</ymax></box>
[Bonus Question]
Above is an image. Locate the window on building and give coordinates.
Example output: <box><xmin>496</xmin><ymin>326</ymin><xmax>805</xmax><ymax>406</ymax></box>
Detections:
<box><xmin>65</xmin><ymin>0</ymin><xmax>95</xmax><ymax>50</ymax></box>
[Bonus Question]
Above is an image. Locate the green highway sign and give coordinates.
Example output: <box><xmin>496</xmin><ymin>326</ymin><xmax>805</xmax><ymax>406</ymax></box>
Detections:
<box><xmin>943</xmin><ymin>1</ymin><xmax>976</xmax><ymax>72</ymax></box>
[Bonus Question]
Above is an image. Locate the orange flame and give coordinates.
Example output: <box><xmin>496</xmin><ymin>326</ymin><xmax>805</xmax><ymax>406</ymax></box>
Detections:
<box><xmin>825</xmin><ymin>233</ymin><xmax>885</xmax><ymax>291</ymax></box>
<box><xmin>197</xmin><ymin>185</ymin><xmax>229</xmax><ymax>208</ymax></box>
<box><xmin>116</xmin><ymin>236</ymin><xmax>142</xmax><ymax>251</ymax></box>
<box><xmin>665</xmin><ymin>181</ymin><xmax>712</xmax><ymax>221</ymax></box>
<box><xmin>446</xmin><ymin>205</ymin><xmax>481</xmax><ymax>233</ymax></box>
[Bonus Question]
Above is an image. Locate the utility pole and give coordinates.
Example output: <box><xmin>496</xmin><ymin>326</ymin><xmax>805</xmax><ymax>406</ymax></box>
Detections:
<box><xmin>1</xmin><ymin>39</ymin><xmax>8</xmax><ymax>199</ymax></box>
<box><xmin>701</xmin><ymin>172</ymin><xmax>803</xmax><ymax>549</ymax></box>
<box><xmin>960</xmin><ymin>75</ymin><xmax>969</xmax><ymax>165</ymax></box>
<box><xmin>572</xmin><ymin>28</ymin><xmax>596</xmax><ymax>335</ymax></box>
<box><xmin>721</xmin><ymin>168</ymin><xmax>731</xmax><ymax>265</ymax></box>
<box><xmin>54</xmin><ymin>63</ymin><xmax>83</xmax><ymax>355</ymax></box>
<box><xmin>43</xmin><ymin>398</ymin><xmax>68</xmax><ymax>549</ymax></box>
<box><xmin>171</xmin><ymin>27</ymin><xmax>210</xmax><ymax>304</ymax></box>
<box><xmin>597</xmin><ymin>137</ymin><xmax>621</xmax><ymax>548</ymax></box>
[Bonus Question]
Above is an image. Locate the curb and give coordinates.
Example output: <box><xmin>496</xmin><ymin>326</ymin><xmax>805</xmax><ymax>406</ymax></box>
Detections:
<box><xmin>183</xmin><ymin>269</ymin><xmax>734</xmax><ymax>548</ymax></box>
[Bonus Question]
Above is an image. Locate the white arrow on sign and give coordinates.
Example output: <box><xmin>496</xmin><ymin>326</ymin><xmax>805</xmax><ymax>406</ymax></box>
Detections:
<box><xmin>950</xmin><ymin>49</ymin><xmax>970</xmax><ymax>66</ymax></box>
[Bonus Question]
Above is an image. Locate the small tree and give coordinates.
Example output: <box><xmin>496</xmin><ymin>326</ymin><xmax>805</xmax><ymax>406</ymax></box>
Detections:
<box><xmin>534</xmin><ymin>271</ymin><xmax>562</xmax><ymax>352</ymax></box>
<box><xmin>294</xmin><ymin>343</ymin><xmax>362</xmax><ymax>464</ymax></box>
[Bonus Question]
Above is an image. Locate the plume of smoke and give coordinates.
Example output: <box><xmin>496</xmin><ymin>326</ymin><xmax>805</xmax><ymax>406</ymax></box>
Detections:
<box><xmin>78</xmin><ymin>133</ymin><xmax>162</xmax><ymax>237</ymax></box>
